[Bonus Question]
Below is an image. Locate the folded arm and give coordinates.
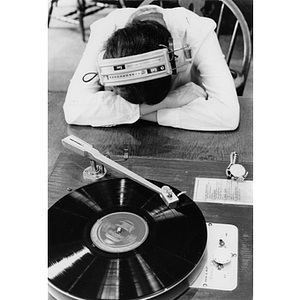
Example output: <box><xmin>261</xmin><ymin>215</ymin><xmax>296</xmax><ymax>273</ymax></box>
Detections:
<box><xmin>139</xmin><ymin>81</ymin><xmax>207</xmax><ymax>124</ymax></box>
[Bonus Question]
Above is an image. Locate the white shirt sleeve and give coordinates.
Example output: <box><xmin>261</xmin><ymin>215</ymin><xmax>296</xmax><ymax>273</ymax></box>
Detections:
<box><xmin>63</xmin><ymin>10</ymin><xmax>140</xmax><ymax>127</ymax></box>
<box><xmin>157</xmin><ymin>13</ymin><xmax>240</xmax><ymax>131</ymax></box>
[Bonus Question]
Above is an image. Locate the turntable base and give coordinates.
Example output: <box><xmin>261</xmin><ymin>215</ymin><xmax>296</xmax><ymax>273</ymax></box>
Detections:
<box><xmin>48</xmin><ymin>153</ymin><xmax>253</xmax><ymax>300</ymax></box>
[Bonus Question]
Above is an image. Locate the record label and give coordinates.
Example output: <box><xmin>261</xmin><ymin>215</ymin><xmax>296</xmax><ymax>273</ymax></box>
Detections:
<box><xmin>90</xmin><ymin>212</ymin><xmax>149</xmax><ymax>253</ymax></box>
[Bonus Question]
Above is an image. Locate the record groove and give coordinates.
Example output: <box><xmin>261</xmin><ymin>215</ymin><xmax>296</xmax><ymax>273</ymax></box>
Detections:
<box><xmin>48</xmin><ymin>178</ymin><xmax>207</xmax><ymax>300</ymax></box>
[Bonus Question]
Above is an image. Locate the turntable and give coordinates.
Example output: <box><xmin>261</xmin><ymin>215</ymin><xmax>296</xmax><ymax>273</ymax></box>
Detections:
<box><xmin>48</xmin><ymin>135</ymin><xmax>253</xmax><ymax>300</ymax></box>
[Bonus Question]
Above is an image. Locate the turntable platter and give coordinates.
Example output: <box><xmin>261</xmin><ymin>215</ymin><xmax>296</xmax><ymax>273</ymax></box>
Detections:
<box><xmin>48</xmin><ymin>178</ymin><xmax>207</xmax><ymax>300</ymax></box>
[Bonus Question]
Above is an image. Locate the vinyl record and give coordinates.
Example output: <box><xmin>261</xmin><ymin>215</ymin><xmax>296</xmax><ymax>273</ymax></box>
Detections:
<box><xmin>48</xmin><ymin>178</ymin><xmax>207</xmax><ymax>300</ymax></box>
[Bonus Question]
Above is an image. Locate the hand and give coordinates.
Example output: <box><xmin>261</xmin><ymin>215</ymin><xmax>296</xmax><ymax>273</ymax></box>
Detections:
<box><xmin>162</xmin><ymin>82</ymin><xmax>207</xmax><ymax>108</ymax></box>
<box><xmin>139</xmin><ymin>82</ymin><xmax>207</xmax><ymax>117</ymax></box>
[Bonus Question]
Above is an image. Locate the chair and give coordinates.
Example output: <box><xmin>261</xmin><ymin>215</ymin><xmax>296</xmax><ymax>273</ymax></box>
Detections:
<box><xmin>48</xmin><ymin>1</ymin><xmax>175</xmax><ymax>42</ymax></box>
<box><xmin>48</xmin><ymin>0</ymin><xmax>121</xmax><ymax>42</ymax></box>
<box><xmin>179</xmin><ymin>0</ymin><xmax>252</xmax><ymax>96</ymax></box>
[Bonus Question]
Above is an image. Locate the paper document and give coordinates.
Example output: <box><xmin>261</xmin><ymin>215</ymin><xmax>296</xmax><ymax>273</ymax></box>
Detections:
<box><xmin>193</xmin><ymin>177</ymin><xmax>253</xmax><ymax>205</ymax></box>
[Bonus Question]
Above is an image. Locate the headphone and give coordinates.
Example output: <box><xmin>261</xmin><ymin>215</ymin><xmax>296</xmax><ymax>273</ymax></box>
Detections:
<box><xmin>83</xmin><ymin>38</ymin><xmax>192</xmax><ymax>86</ymax></box>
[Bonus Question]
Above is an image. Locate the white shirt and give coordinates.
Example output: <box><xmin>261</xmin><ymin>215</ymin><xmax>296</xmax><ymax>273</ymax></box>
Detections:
<box><xmin>63</xmin><ymin>6</ymin><xmax>239</xmax><ymax>131</ymax></box>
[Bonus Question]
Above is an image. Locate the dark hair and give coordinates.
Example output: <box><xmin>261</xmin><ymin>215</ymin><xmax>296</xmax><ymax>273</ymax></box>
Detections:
<box><xmin>103</xmin><ymin>20</ymin><xmax>172</xmax><ymax>105</ymax></box>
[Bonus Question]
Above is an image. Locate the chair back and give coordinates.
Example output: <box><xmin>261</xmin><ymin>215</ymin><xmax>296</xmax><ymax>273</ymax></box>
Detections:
<box><xmin>139</xmin><ymin>0</ymin><xmax>252</xmax><ymax>95</ymax></box>
<box><xmin>183</xmin><ymin>0</ymin><xmax>252</xmax><ymax>95</ymax></box>
<box><xmin>214</xmin><ymin>0</ymin><xmax>252</xmax><ymax>95</ymax></box>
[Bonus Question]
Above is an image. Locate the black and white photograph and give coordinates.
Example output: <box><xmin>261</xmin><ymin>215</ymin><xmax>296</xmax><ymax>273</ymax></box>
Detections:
<box><xmin>5</xmin><ymin>1</ymin><xmax>299</xmax><ymax>300</ymax></box>
<box><xmin>47</xmin><ymin>1</ymin><xmax>254</xmax><ymax>300</ymax></box>
<box><xmin>3</xmin><ymin>1</ymin><xmax>300</xmax><ymax>299</ymax></box>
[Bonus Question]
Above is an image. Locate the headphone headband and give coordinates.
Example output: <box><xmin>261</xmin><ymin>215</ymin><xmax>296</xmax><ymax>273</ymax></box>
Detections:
<box><xmin>97</xmin><ymin>39</ymin><xmax>192</xmax><ymax>86</ymax></box>
<box><xmin>97</xmin><ymin>49</ymin><xmax>172</xmax><ymax>86</ymax></box>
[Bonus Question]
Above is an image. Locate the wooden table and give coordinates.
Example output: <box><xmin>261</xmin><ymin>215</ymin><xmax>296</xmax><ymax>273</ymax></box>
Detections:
<box><xmin>48</xmin><ymin>92</ymin><xmax>253</xmax><ymax>299</ymax></box>
<box><xmin>49</xmin><ymin>92</ymin><xmax>253</xmax><ymax>174</ymax></box>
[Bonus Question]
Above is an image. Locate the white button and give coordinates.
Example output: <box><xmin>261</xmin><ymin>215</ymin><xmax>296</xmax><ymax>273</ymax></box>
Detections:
<box><xmin>213</xmin><ymin>247</ymin><xmax>232</xmax><ymax>264</ymax></box>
